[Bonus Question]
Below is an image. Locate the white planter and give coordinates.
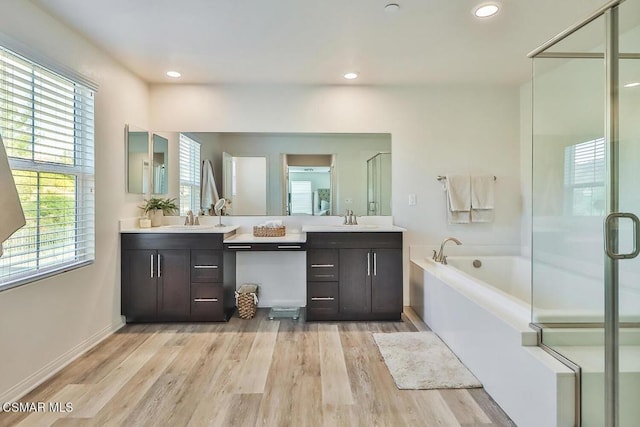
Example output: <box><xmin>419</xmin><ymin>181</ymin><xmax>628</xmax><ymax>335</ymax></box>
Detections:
<box><xmin>149</xmin><ymin>209</ymin><xmax>163</xmax><ymax>227</ymax></box>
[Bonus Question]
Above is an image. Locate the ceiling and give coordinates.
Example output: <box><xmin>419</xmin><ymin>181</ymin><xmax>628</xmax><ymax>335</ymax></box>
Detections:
<box><xmin>29</xmin><ymin>0</ymin><xmax>623</xmax><ymax>86</ymax></box>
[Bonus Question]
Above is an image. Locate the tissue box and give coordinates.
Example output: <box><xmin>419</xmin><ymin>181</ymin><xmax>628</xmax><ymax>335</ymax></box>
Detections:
<box><xmin>253</xmin><ymin>225</ymin><xmax>286</xmax><ymax>237</ymax></box>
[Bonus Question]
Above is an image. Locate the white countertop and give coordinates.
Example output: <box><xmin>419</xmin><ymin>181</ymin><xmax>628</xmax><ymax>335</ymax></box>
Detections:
<box><xmin>223</xmin><ymin>233</ymin><xmax>306</xmax><ymax>243</ymax></box>
<box><xmin>120</xmin><ymin>224</ymin><xmax>240</xmax><ymax>234</ymax></box>
<box><xmin>302</xmin><ymin>224</ymin><xmax>406</xmax><ymax>232</ymax></box>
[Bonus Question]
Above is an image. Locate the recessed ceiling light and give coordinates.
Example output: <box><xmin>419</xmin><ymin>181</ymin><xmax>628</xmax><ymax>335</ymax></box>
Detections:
<box><xmin>384</xmin><ymin>3</ymin><xmax>400</xmax><ymax>13</ymax></box>
<box><xmin>474</xmin><ymin>3</ymin><xmax>500</xmax><ymax>18</ymax></box>
<box><xmin>624</xmin><ymin>82</ymin><xmax>640</xmax><ymax>88</ymax></box>
<box><xmin>344</xmin><ymin>72</ymin><xmax>358</xmax><ymax>80</ymax></box>
<box><xmin>166</xmin><ymin>70</ymin><xmax>181</xmax><ymax>78</ymax></box>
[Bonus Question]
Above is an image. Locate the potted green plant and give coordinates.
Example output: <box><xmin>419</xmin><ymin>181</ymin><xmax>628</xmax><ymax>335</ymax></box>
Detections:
<box><xmin>139</xmin><ymin>197</ymin><xmax>178</xmax><ymax>227</ymax></box>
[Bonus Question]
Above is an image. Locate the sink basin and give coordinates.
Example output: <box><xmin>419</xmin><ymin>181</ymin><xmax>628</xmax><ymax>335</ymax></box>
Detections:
<box><xmin>162</xmin><ymin>224</ymin><xmax>215</xmax><ymax>230</ymax></box>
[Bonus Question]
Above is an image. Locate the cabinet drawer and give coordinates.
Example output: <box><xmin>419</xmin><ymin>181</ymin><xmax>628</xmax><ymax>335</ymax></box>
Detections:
<box><xmin>307</xmin><ymin>282</ymin><xmax>339</xmax><ymax>316</ymax></box>
<box><xmin>191</xmin><ymin>250</ymin><xmax>222</xmax><ymax>282</ymax></box>
<box><xmin>307</xmin><ymin>249</ymin><xmax>338</xmax><ymax>281</ymax></box>
<box><xmin>191</xmin><ymin>283</ymin><xmax>224</xmax><ymax>320</ymax></box>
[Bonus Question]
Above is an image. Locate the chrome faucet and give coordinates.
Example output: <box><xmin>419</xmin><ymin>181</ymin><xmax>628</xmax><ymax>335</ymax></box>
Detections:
<box><xmin>185</xmin><ymin>210</ymin><xmax>194</xmax><ymax>226</ymax></box>
<box><xmin>432</xmin><ymin>237</ymin><xmax>462</xmax><ymax>264</ymax></box>
<box><xmin>343</xmin><ymin>210</ymin><xmax>358</xmax><ymax>225</ymax></box>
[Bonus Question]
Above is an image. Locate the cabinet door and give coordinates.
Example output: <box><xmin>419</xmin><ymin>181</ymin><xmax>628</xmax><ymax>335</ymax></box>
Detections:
<box><xmin>124</xmin><ymin>250</ymin><xmax>158</xmax><ymax>320</ymax></box>
<box><xmin>339</xmin><ymin>249</ymin><xmax>371</xmax><ymax>313</ymax></box>
<box><xmin>371</xmin><ymin>249</ymin><xmax>403</xmax><ymax>313</ymax></box>
<box><xmin>157</xmin><ymin>249</ymin><xmax>191</xmax><ymax>319</ymax></box>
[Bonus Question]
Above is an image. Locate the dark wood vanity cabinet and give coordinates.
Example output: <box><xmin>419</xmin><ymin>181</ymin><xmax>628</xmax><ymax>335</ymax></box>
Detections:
<box><xmin>121</xmin><ymin>233</ymin><xmax>236</xmax><ymax>322</ymax></box>
<box><xmin>306</xmin><ymin>232</ymin><xmax>403</xmax><ymax>321</ymax></box>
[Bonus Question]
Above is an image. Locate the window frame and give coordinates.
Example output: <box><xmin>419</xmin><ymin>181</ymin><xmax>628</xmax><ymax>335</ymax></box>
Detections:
<box><xmin>178</xmin><ymin>133</ymin><xmax>201</xmax><ymax>215</ymax></box>
<box><xmin>0</xmin><ymin>44</ymin><xmax>95</xmax><ymax>291</ymax></box>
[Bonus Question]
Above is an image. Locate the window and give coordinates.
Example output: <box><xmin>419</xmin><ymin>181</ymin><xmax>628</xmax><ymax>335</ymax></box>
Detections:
<box><xmin>179</xmin><ymin>133</ymin><xmax>200</xmax><ymax>215</ymax></box>
<box><xmin>564</xmin><ymin>137</ymin><xmax>605</xmax><ymax>216</ymax></box>
<box><xmin>0</xmin><ymin>45</ymin><xmax>95</xmax><ymax>289</ymax></box>
<box><xmin>290</xmin><ymin>180</ymin><xmax>313</xmax><ymax>215</ymax></box>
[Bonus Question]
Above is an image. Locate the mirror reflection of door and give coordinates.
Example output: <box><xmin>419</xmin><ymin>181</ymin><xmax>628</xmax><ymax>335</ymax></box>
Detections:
<box><xmin>222</xmin><ymin>152</ymin><xmax>267</xmax><ymax>215</ymax></box>
<box><xmin>152</xmin><ymin>133</ymin><xmax>168</xmax><ymax>194</ymax></box>
<box><xmin>284</xmin><ymin>154</ymin><xmax>334</xmax><ymax>216</ymax></box>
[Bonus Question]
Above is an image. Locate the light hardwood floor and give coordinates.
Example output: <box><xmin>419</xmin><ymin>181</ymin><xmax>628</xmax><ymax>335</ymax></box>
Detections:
<box><xmin>1</xmin><ymin>309</ymin><xmax>515</xmax><ymax>427</ymax></box>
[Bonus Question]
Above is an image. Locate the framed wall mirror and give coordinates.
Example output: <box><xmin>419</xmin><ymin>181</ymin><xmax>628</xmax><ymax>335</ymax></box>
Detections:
<box><xmin>125</xmin><ymin>124</ymin><xmax>150</xmax><ymax>194</ymax></box>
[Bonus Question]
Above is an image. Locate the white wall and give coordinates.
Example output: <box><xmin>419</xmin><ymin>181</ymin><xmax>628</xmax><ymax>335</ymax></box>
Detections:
<box><xmin>0</xmin><ymin>1</ymin><xmax>149</xmax><ymax>401</ymax></box>
<box><xmin>150</xmin><ymin>84</ymin><xmax>522</xmax><ymax>260</ymax></box>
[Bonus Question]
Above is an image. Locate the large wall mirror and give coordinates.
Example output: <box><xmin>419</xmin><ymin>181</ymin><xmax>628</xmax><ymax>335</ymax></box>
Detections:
<box><xmin>183</xmin><ymin>132</ymin><xmax>392</xmax><ymax>216</ymax></box>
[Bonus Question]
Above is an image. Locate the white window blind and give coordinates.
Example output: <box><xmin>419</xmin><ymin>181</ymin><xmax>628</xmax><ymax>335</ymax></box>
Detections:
<box><xmin>0</xmin><ymin>45</ymin><xmax>95</xmax><ymax>289</ymax></box>
<box><xmin>290</xmin><ymin>181</ymin><xmax>312</xmax><ymax>215</ymax></box>
<box><xmin>179</xmin><ymin>133</ymin><xmax>200</xmax><ymax>215</ymax></box>
<box><xmin>564</xmin><ymin>137</ymin><xmax>605</xmax><ymax>216</ymax></box>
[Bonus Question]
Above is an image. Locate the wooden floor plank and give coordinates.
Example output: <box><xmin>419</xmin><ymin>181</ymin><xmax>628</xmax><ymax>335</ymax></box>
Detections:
<box><xmin>89</xmin><ymin>345</ymin><xmax>182</xmax><ymax>426</ymax></box>
<box><xmin>233</xmin><ymin>319</ymin><xmax>280</xmax><ymax>394</ymax></box>
<box><xmin>440</xmin><ymin>389</ymin><xmax>493</xmax><ymax>425</ymax></box>
<box><xmin>0</xmin><ymin>310</ymin><xmax>515</xmax><ymax>427</ymax></box>
<box><xmin>318</xmin><ymin>324</ymin><xmax>354</xmax><ymax>406</ymax></box>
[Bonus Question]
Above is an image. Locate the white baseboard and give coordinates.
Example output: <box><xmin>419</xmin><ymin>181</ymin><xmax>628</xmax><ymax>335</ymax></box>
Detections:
<box><xmin>0</xmin><ymin>320</ymin><xmax>125</xmax><ymax>403</ymax></box>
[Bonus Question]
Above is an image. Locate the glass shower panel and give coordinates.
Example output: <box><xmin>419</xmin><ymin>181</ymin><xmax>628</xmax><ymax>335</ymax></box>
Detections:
<box><xmin>532</xmin><ymin>57</ymin><xmax>605</xmax><ymax>325</ymax></box>
<box><xmin>367</xmin><ymin>152</ymin><xmax>391</xmax><ymax>216</ymax></box>
<box><xmin>531</xmin><ymin>14</ymin><xmax>606</xmax><ymax>427</ymax></box>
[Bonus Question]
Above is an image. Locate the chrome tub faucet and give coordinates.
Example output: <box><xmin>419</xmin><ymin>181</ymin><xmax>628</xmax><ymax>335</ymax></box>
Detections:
<box><xmin>433</xmin><ymin>237</ymin><xmax>462</xmax><ymax>264</ymax></box>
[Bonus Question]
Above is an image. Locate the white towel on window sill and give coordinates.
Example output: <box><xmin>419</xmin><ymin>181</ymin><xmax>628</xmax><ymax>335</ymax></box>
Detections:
<box><xmin>0</xmin><ymin>134</ymin><xmax>26</xmax><ymax>258</ymax></box>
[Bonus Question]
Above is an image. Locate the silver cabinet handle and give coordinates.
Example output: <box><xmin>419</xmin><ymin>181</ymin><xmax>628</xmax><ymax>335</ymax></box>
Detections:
<box><xmin>374</xmin><ymin>252</ymin><xmax>377</xmax><ymax>276</ymax></box>
<box><xmin>314</xmin><ymin>274</ymin><xmax>334</xmax><ymax>278</ymax></box>
<box><xmin>605</xmin><ymin>212</ymin><xmax>640</xmax><ymax>259</ymax></box>
<box><xmin>311</xmin><ymin>297</ymin><xmax>335</xmax><ymax>301</ymax></box>
<box><xmin>157</xmin><ymin>254</ymin><xmax>161</xmax><ymax>277</ymax></box>
<box><xmin>311</xmin><ymin>264</ymin><xmax>334</xmax><ymax>268</ymax></box>
<box><xmin>150</xmin><ymin>254</ymin><xmax>154</xmax><ymax>278</ymax></box>
<box><xmin>193</xmin><ymin>265</ymin><xmax>218</xmax><ymax>269</ymax></box>
<box><xmin>228</xmin><ymin>245</ymin><xmax>252</xmax><ymax>249</ymax></box>
<box><xmin>193</xmin><ymin>298</ymin><xmax>218</xmax><ymax>302</ymax></box>
<box><xmin>367</xmin><ymin>252</ymin><xmax>370</xmax><ymax>276</ymax></box>
<box><xmin>278</xmin><ymin>245</ymin><xmax>301</xmax><ymax>249</ymax></box>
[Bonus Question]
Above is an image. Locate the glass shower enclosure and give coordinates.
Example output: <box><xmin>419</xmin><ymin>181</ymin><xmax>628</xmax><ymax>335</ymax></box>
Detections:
<box><xmin>530</xmin><ymin>1</ymin><xmax>640</xmax><ymax>425</ymax></box>
<box><xmin>367</xmin><ymin>152</ymin><xmax>391</xmax><ymax>216</ymax></box>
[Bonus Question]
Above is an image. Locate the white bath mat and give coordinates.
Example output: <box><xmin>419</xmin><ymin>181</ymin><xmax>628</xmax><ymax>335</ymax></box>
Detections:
<box><xmin>373</xmin><ymin>332</ymin><xmax>482</xmax><ymax>390</ymax></box>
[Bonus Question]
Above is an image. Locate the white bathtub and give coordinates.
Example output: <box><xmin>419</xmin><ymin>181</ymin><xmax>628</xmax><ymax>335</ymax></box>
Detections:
<box><xmin>410</xmin><ymin>254</ymin><xmax>575</xmax><ymax>427</ymax></box>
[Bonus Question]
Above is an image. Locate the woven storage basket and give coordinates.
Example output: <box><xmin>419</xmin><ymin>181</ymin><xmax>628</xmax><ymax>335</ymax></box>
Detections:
<box><xmin>235</xmin><ymin>284</ymin><xmax>259</xmax><ymax>319</ymax></box>
<box><xmin>253</xmin><ymin>225</ymin><xmax>286</xmax><ymax>237</ymax></box>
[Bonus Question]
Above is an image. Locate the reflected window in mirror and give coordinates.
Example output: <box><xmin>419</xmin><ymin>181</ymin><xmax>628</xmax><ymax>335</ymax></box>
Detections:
<box><xmin>179</xmin><ymin>133</ymin><xmax>201</xmax><ymax>215</ymax></box>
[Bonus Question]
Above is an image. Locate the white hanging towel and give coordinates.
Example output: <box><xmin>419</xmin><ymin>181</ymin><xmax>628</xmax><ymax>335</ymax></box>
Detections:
<box><xmin>445</xmin><ymin>175</ymin><xmax>471</xmax><ymax>224</ymax></box>
<box><xmin>200</xmin><ymin>159</ymin><xmax>220</xmax><ymax>211</ymax></box>
<box><xmin>470</xmin><ymin>175</ymin><xmax>495</xmax><ymax>223</ymax></box>
<box><xmin>0</xmin><ymin>133</ymin><xmax>26</xmax><ymax>257</ymax></box>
